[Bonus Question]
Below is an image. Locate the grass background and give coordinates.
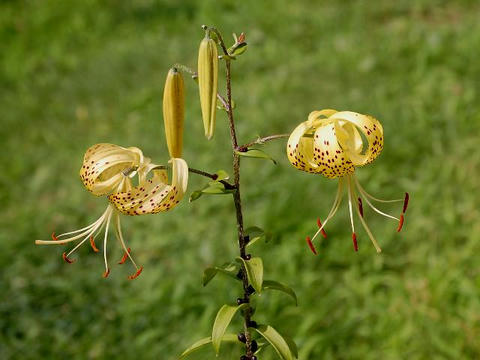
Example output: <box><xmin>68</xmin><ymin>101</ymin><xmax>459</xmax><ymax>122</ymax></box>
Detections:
<box><xmin>1</xmin><ymin>0</ymin><xmax>480</xmax><ymax>359</ymax></box>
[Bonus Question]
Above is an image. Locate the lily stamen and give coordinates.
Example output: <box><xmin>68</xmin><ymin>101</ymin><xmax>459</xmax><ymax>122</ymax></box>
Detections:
<box><xmin>118</xmin><ymin>248</ymin><xmax>131</xmax><ymax>265</ymax></box>
<box><xmin>346</xmin><ymin>176</ymin><xmax>357</xmax><ymax>251</ymax></box>
<box><xmin>90</xmin><ymin>236</ymin><xmax>99</xmax><ymax>252</ymax></box>
<box><xmin>358</xmin><ymin>197</ymin><xmax>364</xmax><ymax>218</ymax></box>
<box><xmin>316</xmin><ymin>219</ymin><xmax>327</xmax><ymax>238</ymax></box>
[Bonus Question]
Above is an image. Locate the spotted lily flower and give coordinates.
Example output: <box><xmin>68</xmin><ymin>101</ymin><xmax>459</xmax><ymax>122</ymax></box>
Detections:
<box><xmin>35</xmin><ymin>143</ymin><xmax>189</xmax><ymax>279</ymax></box>
<box><xmin>287</xmin><ymin>109</ymin><xmax>409</xmax><ymax>253</ymax></box>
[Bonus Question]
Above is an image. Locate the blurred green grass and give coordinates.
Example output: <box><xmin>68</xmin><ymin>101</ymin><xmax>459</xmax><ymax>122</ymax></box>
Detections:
<box><xmin>1</xmin><ymin>0</ymin><xmax>480</xmax><ymax>359</ymax></box>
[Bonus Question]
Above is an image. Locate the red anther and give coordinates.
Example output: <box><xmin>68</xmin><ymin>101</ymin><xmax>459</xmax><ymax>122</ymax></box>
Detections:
<box><xmin>128</xmin><ymin>266</ymin><xmax>144</xmax><ymax>280</ymax></box>
<box><xmin>397</xmin><ymin>214</ymin><xmax>405</xmax><ymax>232</ymax></box>
<box><xmin>51</xmin><ymin>232</ymin><xmax>59</xmax><ymax>241</ymax></box>
<box><xmin>402</xmin><ymin>192</ymin><xmax>410</xmax><ymax>214</ymax></box>
<box><xmin>358</xmin><ymin>197</ymin><xmax>364</xmax><ymax>218</ymax></box>
<box><xmin>316</xmin><ymin>218</ymin><xmax>327</xmax><ymax>238</ymax></box>
<box><xmin>352</xmin><ymin>233</ymin><xmax>358</xmax><ymax>252</ymax></box>
<box><xmin>102</xmin><ymin>269</ymin><xmax>110</xmax><ymax>278</ymax></box>
<box><xmin>89</xmin><ymin>236</ymin><xmax>99</xmax><ymax>252</ymax></box>
<box><xmin>62</xmin><ymin>252</ymin><xmax>75</xmax><ymax>264</ymax></box>
<box><xmin>305</xmin><ymin>236</ymin><xmax>317</xmax><ymax>255</ymax></box>
<box><xmin>118</xmin><ymin>248</ymin><xmax>131</xmax><ymax>265</ymax></box>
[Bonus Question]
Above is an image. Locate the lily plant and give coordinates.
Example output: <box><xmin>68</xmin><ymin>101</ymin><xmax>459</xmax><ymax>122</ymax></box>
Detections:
<box><xmin>36</xmin><ymin>26</ymin><xmax>408</xmax><ymax>360</ymax></box>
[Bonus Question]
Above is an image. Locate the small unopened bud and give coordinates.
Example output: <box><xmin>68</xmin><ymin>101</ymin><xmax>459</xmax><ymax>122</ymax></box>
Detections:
<box><xmin>163</xmin><ymin>67</ymin><xmax>185</xmax><ymax>158</ymax></box>
<box><xmin>198</xmin><ymin>34</ymin><xmax>218</xmax><ymax>140</ymax></box>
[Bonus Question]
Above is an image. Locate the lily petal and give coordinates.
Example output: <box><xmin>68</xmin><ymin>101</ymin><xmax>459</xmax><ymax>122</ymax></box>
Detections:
<box><xmin>108</xmin><ymin>158</ymin><xmax>188</xmax><ymax>215</ymax></box>
<box><xmin>313</xmin><ymin>123</ymin><xmax>354</xmax><ymax>178</ymax></box>
<box><xmin>80</xmin><ymin>144</ymin><xmax>144</xmax><ymax>196</ymax></box>
<box><xmin>329</xmin><ymin>111</ymin><xmax>383</xmax><ymax>166</ymax></box>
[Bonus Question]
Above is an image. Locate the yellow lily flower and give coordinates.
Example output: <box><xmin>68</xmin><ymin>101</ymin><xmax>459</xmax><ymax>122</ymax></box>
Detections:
<box><xmin>287</xmin><ymin>109</ymin><xmax>409</xmax><ymax>253</ymax></box>
<box><xmin>36</xmin><ymin>144</ymin><xmax>188</xmax><ymax>279</ymax></box>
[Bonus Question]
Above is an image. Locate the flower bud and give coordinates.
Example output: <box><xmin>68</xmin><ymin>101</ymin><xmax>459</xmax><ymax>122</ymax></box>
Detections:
<box><xmin>197</xmin><ymin>35</ymin><xmax>218</xmax><ymax>140</ymax></box>
<box><xmin>163</xmin><ymin>67</ymin><xmax>185</xmax><ymax>158</ymax></box>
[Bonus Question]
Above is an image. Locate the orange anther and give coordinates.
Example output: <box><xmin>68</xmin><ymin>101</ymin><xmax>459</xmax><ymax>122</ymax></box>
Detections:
<box><xmin>62</xmin><ymin>252</ymin><xmax>75</xmax><ymax>264</ymax></box>
<box><xmin>52</xmin><ymin>232</ymin><xmax>59</xmax><ymax>241</ymax></box>
<box><xmin>306</xmin><ymin>236</ymin><xmax>317</xmax><ymax>255</ymax></box>
<box><xmin>397</xmin><ymin>214</ymin><xmax>405</xmax><ymax>232</ymax></box>
<box><xmin>128</xmin><ymin>266</ymin><xmax>144</xmax><ymax>280</ymax></box>
<box><xmin>352</xmin><ymin>233</ymin><xmax>358</xmax><ymax>252</ymax></box>
<box><xmin>316</xmin><ymin>219</ymin><xmax>327</xmax><ymax>238</ymax></box>
<box><xmin>89</xmin><ymin>236</ymin><xmax>99</xmax><ymax>252</ymax></box>
<box><xmin>102</xmin><ymin>269</ymin><xmax>110</xmax><ymax>278</ymax></box>
<box><xmin>118</xmin><ymin>248</ymin><xmax>131</xmax><ymax>265</ymax></box>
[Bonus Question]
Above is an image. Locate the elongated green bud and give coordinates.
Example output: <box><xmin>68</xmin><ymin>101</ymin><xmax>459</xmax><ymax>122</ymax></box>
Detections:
<box><xmin>198</xmin><ymin>35</ymin><xmax>218</xmax><ymax>140</ymax></box>
<box><xmin>163</xmin><ymin>67</ymin><xmax>185</xmax><ymax>158</ymax></box>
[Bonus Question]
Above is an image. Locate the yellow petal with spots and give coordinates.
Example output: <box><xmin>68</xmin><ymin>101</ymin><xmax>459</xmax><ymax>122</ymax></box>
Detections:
<box><xmin>313</xmin><ymin>123</ymin><xmax>355</xmax><ymax>178</ymax></box>
<box><xmin>329</xmin><ymin>111</ymin><xmax>384</xmax><ymax>166</ymax></box>
<box><xmin>286</xmin><ymin>121</ymin><xmax>319</xmax><ymax>174</ymax></box>
<box><xmin>108</xmin><ymin>158</ymin><xmax>188</xmax><ymax>215</ymax></box>
<box><xmin>80</xmin><ymin>144</ymin><xmax>143</xmax><ymax>196</ymax></box>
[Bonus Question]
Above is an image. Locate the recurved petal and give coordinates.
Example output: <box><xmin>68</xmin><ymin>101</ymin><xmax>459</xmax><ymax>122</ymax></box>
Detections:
<box><xmin>80</xmin><ymin>144</ymin><xmax>142</xmax><ymax>196</ymax></box>
<box><xmin>313</xmin><ymin>123</ymin><xmax>355</xmax><ymax>178</ymax></box>
<box><xmin>108</xmin><ymin>158</ymin><xmax>188</xmax><ymax>215</ymax></box>
<box><xmin>286</xmin><ymin>121</ymin><xmax>320</xmax><ymax>173</ymax></box>
<box><xmin>329</xmin><ymin>111</ymin><xmax>384</xmax><ymax>166</ymax></box>
<box><xmin>307</xmin><ymin>109</ymin><xmax>338</xmax><ymax>123</ymax></box>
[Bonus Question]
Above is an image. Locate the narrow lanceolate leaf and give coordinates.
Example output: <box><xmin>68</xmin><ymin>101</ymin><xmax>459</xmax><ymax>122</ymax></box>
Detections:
<box><xmin>252</xmin><ymin>325</ymin><xmax>294</xmax><ymax>360</ymax></box>
<box><xmin>263</xmin><ymin>280</ymin><xmax>298</xmax><ymax>306</ymax></box>
<box><xmin>244</xmin><ymin>226</ymin><xmax>272</xmax><ymax>248</ymax></box>
<box><xmin>236</xmin><ymin>257</ymin><xmax>263</xmax><ymax>293</ymax></box>
<box><xmin>212</xmin><ymin>304</ymin><xmax>246</xmax><ymax>354</ymax></box>
<box><xmin>215</xmin><ymin>169</ymin><xmax>229</xmax><ymax>181</ymax></box>
<box><xmin>236</xmin><ymin>149</ymin><xmax>277</xmax><ymax>164</ymax></box>
<box><xmin>189</xmin><ymin>182</ymin><xmax>234</xmax><ymax>202</ymax></box>
<box><xmin>202</xmin><ymin>262</ymin><xmax>239</xmax><ymax>286</ymax></box>
<box><xmin>283</xmin><ymin>334</ymin><xmax>299</xmax><ymax>359</ymax></box>
<box><xmin>180</xmin><ymin>334</ymin><xmax>238</xmax><ymax>359</ymax></box>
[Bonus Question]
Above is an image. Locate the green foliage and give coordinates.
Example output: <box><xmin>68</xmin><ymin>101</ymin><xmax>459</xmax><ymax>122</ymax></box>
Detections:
<box><xmin>236</xmin><ymin>256</ymin><xmax>264</xmax><ymax>293</ymax></box>
<box><xmin>2</xmin><ymin>1</ymin><xmax>480</xmax><ymax>359</ymax></box>
<box><xmin>252</xmin><ymin>324</ymin><xmax>295</xmax><ymax>360</ymax></box>
<box><xmin>202</xmin><ymin>262</ymin><xmax>239</xmax><ymax>286</ymax></box>
<box><xmin>236</xmin><ymin>148</ymin><xmax>277</xmax><ymax>164</ymax></box>
<box><xmin>211</xmin><ymin>304</ymin><xmax>246</xmax><ymax>354</ymax></box>
<box><xmin>179</xmin><ymin>333</ymin><xmax>238</xmax><ymax>359</ymax></box>
<box><xmin>263</xmin><ymin>280</ymin><xmax>298</xmax><ymax>306</ymax></box>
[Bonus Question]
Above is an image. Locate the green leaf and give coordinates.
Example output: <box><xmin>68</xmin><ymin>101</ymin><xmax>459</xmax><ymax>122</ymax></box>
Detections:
<box><xmin>236</xmin><ymin>149</ymin><xmax>277</xmax><ymax>164</ymax></box>
<box><xmin>202</xmin><ymin>262</ymin><xmax>239</xmax><ymax>286</ymax></box>
<box><xmin>283</xmin><ymin>334</ymin><xmax>299</xmax><ymax>359</ymax></box>
<box><xmin>215</xmin><ymin>170</ymin><xmax>230</xmax><ymax>181</ymax></box>
<box><xmin>212</xmin><ymin>304</ymin><xmax>246</xmax><ymax>354</ymax></box>
<box><xmin>180</xmin><ymin>334</ymin><xmax>238</xmax><ymax>359</ymax></box>
<box><xmin>263</xmin><ymin>280</ymin><xmax>298</xmax><ymax>306</ymax></box>
<box><xmin>189</xmin><ymin>181</ymin><xmax>234</xmax><ymax>202</ymax></box>
<box><xmin>236</xmin><ymin>257</ymin><xmax>263</xmax><ymax>293</ymax></box>
<box><xmin>229</xmin><ymin>42</ymin><xmax>247</xmax><ymax>57</ymax></box>
<box><xmin>244</xmin><ymin>226</ymin><xmax>273</xmax><ymax>248</ymax></box>
<box><xmin>252</xmin><ymin>325</ymin><xmax>294</xmax><ymax>360</ymax></box>
<box><xmin>189</xmin><ymin>190</ymin><xmax>203</xmax><ymax>202</ymax></box>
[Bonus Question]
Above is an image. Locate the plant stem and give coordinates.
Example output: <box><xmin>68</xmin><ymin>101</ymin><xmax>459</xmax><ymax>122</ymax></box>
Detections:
<box><xmin>211</xmin><ymin>26</ymin><xmax>254</xmax><ymax>358</ymax></box>
<box><xmin>238</xmin><ymin>133</ymin><xmax>290</xmax><ymax>151</ymax></box>
<box><xmin>152</xmin><ymin>165</ymin><xmax>235</xmax><ymax>190</ymax></box>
